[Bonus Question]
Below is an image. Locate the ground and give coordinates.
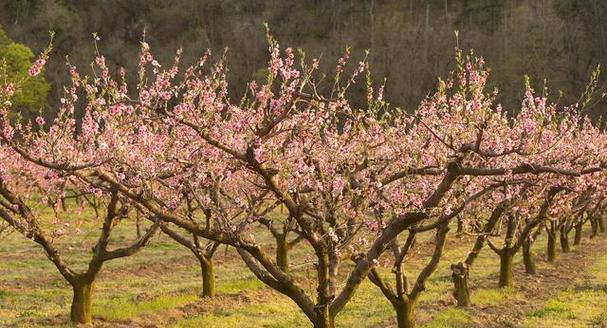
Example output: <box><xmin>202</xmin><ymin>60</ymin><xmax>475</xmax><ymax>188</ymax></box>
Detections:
<box><xmin>1</xmin><ymin>213</ymin><xmax>606</xmax><ymax>328</ymax></box>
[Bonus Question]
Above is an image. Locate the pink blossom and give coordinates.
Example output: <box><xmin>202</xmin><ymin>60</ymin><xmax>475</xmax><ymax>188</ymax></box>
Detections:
<box><xmin>27</xmin><ymin>57</ymin><xmax>46</xmax><ymax>77</ymax></box>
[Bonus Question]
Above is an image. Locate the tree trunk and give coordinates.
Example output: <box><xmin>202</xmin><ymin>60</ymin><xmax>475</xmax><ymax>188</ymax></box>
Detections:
<box><xmin>276</xmin><ymin>235</ymin><xmax>289</xmax><ymax>272</ymax></box>
<box><xmin>522</xmin><ymin>238</ymin><xmax>536</xmax><ymax>274</ymax></box>
<box><xmin>546</xmin><ymin>233</ymin><xmax>557</xmax><ymax>263</ymax></box>
<box><xmin>591</xmin><ymin>219</ymin><xmax>599</xmax><ymax>238</ymax></box>
<box><xmin>394</xmin><ymin>298</ymin><xmax>416</xmax><ymax>328</ymax></box>
<box><xmin>70</xmin><ymin>281</ymin><xmax>93</xmax><ymax>324</ymax></box>
<box><xmin>573</xmin><ymin>223</ymin><xmax>583</xmax><ymax>245</ymax></box>
<box><xmin>559</xmin><ymin>227</ymin><xmax>570</xmax><ymax>253</ymax></box>
<box><xmin>313</xmin><ymin>307</ymin><xmax>335</xmax><ymax>328</ymax></box>
<box><xmin>198</xmin><ymin>256</ymin><xmax>215</xmax><ymax>297</ymax></box>
<box><xmin>451</xmin><ymin>262</ymin><xmax>471</xmax><ymax>306</ymax></box>
<box><xmin>498</xmin><ymin>250</ymin><xmax>513</xmax><ymax>288</ymax></box>
<box><xmin>599</xmin><ymin>217</ymin><xmax>605</xmax><ymax>234</ymax></box>
<box><xmin>456</xmin><ymin>217</ymin><xmax>464</xmax><ymax>235</ymax></box>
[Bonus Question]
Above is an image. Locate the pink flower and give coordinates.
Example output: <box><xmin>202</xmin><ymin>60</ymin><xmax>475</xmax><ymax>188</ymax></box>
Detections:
<box><xmin>5</xmin><ymin>83</ymin><xmax>15</xmax><ymax>97</ymax></box>
<box><xmin>28</xmin><ymin>58</ymin><xmax>46</xmax><ymax>77</ymax></box>
<box><xmin>35</xmin><ymin>116</ymin><xmax>45</xmax><ymax>126</ymax></box>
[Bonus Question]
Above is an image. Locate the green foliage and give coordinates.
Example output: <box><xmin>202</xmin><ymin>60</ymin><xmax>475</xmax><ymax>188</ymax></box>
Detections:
<box><xmin>0</xmin><ymin>25</ymin><xmax>49</xmax><ymax>121</ymax></box>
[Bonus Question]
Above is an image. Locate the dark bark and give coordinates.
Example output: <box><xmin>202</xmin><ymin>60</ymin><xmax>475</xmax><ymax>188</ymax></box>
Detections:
<box><xmin>159</xmin><ymin>224</ymin><xmax>218</xmax><ymax>298</ymax></box>
<box><xmin>451</xmin><ymin>262</ymin><xmax>471</xmax><ymax>306</ymax></box>
<box><xmin>591</xmin><ymin>219</ymin><xmax>599</xmax><ymax>238</ymax></box>
<box><xmin>599</xmin><ymin>216</ymin><xmax>605</xmax><ymax>234</ymax></box>
<box><xmin>456</xmin><ymin>217</ymin><xmax>464</xmax><ymax>235</ymax></box>
<box><xmin>574</xmin><ymin>222</ymin><xmax>583</xmax><ymax>245</ymax></box>
<box><xmin>498</xmin><ymin>249</ymin><xmax>514</xmax><ymax>288</ymax></box>
<box><xmin>452</xmin><ymin>200</ymin><xmax>510</xmax><ymax>306</ymax></box>
<box><xmin>559</xmin><ymin>226</ymin><xmax>571</xmax><ymax>253</ymax></box>
<box><xmin>368</xmin><ymin>225</ymin><xmax>448</xmax><ymax>328</ymax></box>
<box><xmin>522</xmin><ymin>238</ymin><xmax>536</xmax><ymax>274</ymax></box>
<box><xmin>313</xmin><ymin>307</ymin><xmax>335</xmax><ymax>328</ymax></box>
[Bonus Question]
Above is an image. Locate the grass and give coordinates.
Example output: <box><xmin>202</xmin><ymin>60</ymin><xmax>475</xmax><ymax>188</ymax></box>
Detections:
<box><xmin>523</xmin><ymin>290</ymin><xmax>606</xmax><ymax>327</ymax></box>
<box><xmin>522</xmin><ymin>245</ymin><xmax>607</xmax><ymax>328</ymax></box>
<box><xmin>95</xmin><ymin>294</ymin><xmax>200</xmax><ymax>321</ymax></box>
<box><xmin>1</xmin><ymin>204</ymin><xmax>607</xmax><ymax>327</ymax></box>
<box><xmin>471</xmin><ymin>287</ymin><xmax>518</xmax><ymax>306</ymax></box>
<box><xmin>217</xmin><ymin>277</ymin><xmax>265</xmax><ymax>294</ymax></box>
<box><xmin>424</xmin><ymin>308</ymin><xmax>470</xmax><ymax>328</ymax></box>
<box><xmin>171</xmin><ymin>299</ymin><xmax>309</xmax><ymax>328</ymax></box>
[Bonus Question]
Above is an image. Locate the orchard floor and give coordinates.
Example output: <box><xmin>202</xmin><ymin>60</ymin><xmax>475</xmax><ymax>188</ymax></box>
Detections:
<box><xmin>1</xmin><ymin>222</ymin><xmax>606</xmax><ymax>328</ymax></box>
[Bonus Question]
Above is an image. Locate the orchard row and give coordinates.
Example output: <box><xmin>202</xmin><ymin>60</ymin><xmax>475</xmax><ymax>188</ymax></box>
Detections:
<box><xmin>1</xmin><ymin>33</ymin><xmax>606</xmax><ymax>328</ymax></box>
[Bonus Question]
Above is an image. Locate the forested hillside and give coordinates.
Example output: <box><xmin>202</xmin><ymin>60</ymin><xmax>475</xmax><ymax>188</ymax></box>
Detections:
<box><xmin>1</xmin><ymin>0</ymin><xmax>606</xmax><ymax>118</ymax></box>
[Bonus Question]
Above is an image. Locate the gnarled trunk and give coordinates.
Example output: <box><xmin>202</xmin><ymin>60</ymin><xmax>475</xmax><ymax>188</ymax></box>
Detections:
<box><xmin>451</xmin><ymin>262</ymin><xmax>471</xmax><ymax>306</ymax></box>
<box><xmin>276</xmin><ymin>235</ymin><xmax>289</xmax><ymax>272</ymax></box>
<box><xmin>456</xmin><ymin>217</ymin><xmax>464</xmax><ymax>235</ymax></box>
<box><xmin>574</xmin><ymin>223</ymin><xmax>583</xmax><ymax>245</ymax></box>
<box><xmin>546</xmin><ymin>233</ymin><xmax>557</xmax><ymax>263</ymax></box>
<box><xmin>522</xmin><ymin>238</ymin><xmax>536</xmax><ymax>274</ymax></box>
<box><xmin>394</xmin><ymin>298</ymin><xmax>416</xmax><ymax>328</ymax></box>
<box><xmin>313</xmin><ymin>306</ymin><xmax>335</xmax><ymax>328</ymax></box>
<box><xmin>70</xmin><ymin>281</ymin><xmax>94</xmax><ymax>324</ymax></box>
<box><xmin>198</xmin><ymin>256</ymin><xmax>215</xmax><ymax>297</ymax></box>
<box><xmin>559</xmin><ymin>227</ymin><xmax>570</xmax><ymax>253</ymax></box>
<box><xmin>498</xmin><ymin>250</ymin><xmax>514</xmax><ymax>288</ymax></box>
<box><xmin>591</xmin><ymin>219</ymin><xmax>599</xmax><ymax>238</ymax></box>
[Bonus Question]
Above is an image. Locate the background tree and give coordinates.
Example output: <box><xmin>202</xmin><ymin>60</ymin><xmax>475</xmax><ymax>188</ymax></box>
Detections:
<box><xmin>0</xmin><ymin>25</ymin><xmax>49</xmax><ymax>121</ymax></box>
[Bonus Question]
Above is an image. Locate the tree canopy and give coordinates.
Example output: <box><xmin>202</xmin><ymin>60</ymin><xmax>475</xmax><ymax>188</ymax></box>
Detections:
<box><xmin>0</xmin><ymin>25</ymin><xmax>49</xmax><ymax>121</ymax></box>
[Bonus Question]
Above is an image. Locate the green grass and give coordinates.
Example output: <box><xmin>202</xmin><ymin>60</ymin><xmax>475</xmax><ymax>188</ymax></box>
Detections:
<box><xmin>217</xmin><ymin>277</ymin><xmax>265</xmax><ymax>293</ymax></box>
<box><xmin>528</xmin><ymin>298</ymin><xmax>577</xmax><ymax>319</ymax></box>
<box><xmin>423</xmin><ymin>308</ymin><xmax>470</xmax><ymax>328</ymax></box>
<box><xmin>585</xmin><ymin>244</ymin><xmax>607</xmax><ymax>284</ymax></box>
<box><xmin>171</xmin><ymin>299</ymin><xmax>308</xmax><ymax>328</ymax></box>
<box><xmin>95</xmin><ymin>294</ymin><xmax>199</xmax><ymax>320</ymax></box>
<box><xmin>471</xmin><ymin>287</ymin><xmax>517</xmax><ymax>306</ymax></box>
<box><xmin>524</xmin><ymin>290</ymin><xmax>606</xmax><ymax>327</ymax></box>
<box><xmin>2</xmin><ymin>203</ymin><xmax>607</xmax><ymax>328</ymax></box>
<box><xmin>522</xmin><ymin>249</ymin><xmax>607</xmax><ymax>328</ymax></box>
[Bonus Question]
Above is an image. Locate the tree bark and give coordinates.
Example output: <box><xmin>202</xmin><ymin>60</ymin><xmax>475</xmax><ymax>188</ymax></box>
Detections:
<box><xmin>591</xmin><ymin>219</ymin><xmax>599</xmax><ymax>238</ymax></box>
<box><xmin>276</xmin><ymin>234</ymin><xmax>289</xmax><ymax>272</ymax></box>
<box><xmin>70</xmin><ymin>281</ymin><xmax>94</xmax><ymax>324</ymax></box>
<box><xmin>456</xmin><ymin>217</ymin><xmax>464</xmax><ymax>235</ymax></box>
<box><xmin>394</xmin><ymin>299</ymin><xmax>416</xmax><ymax>328</ymax></box>
<box><xmin>573</xmin><ymin>222</ymin><xmax>583</xmax><ymax>245</ymax></box>
<box><xmin>313</xmin><ymin>307</ymin><xmax>335</xmax><ymax>328</ymax></box>
<box><xmin>498</xmin><ymin>250</ymin><xmax>514</xmax><ymax>288</ymax></box>
<box><xmin>522</xmin><ymin>238</ymin><xmax>536</xmax><ymax>274</ymax></box>
<box><xmin>546</xmin><ymin>232</ymin><xmax>557</xmax><ymax>263</ymax></box>
<box><xmin>198</xmin><ymin>256</ymin><xmax>215</xmax><ymax>297</ymax></box>
<box><xmin>559</xmin><ymin>227</ymin><xmax>571</xmax><ymax>253</ymax></box>
<box><xmin>599</xmin><ymin>217</ymin><xmax>605</xmax><ymax>234</ymax></box>
<box><xmin>451</xmin><ymin>262</ymin><xmax>471</xmax><ymax>306</ymax></box>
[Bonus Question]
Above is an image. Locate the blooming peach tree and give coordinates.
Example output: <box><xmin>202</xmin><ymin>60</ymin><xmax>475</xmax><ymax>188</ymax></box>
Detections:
<box><xmin>1</xmin><ymin>33</ymin><xmax>607</xmax><ymax>328</ymax></box>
